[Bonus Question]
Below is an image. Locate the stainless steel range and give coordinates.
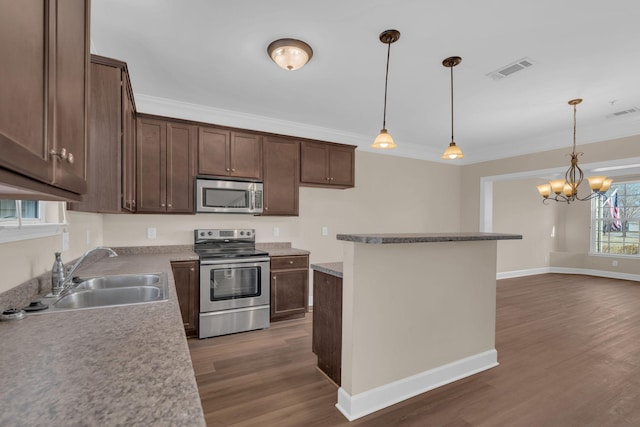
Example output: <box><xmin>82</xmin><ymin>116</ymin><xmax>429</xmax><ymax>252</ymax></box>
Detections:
<box><xmin>194</xmin><ymin>229</ymin><xmax>270</xmax><ymax>339</ymax></box>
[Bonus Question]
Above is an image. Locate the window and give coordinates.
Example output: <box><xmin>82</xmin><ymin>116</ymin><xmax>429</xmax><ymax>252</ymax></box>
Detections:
<box><xmin>0</xmin><ymin>200</ymin><xmax>65</xmax><ymax>243</ymax></box>
<box><xmin>0</xmin><ymin>200</ymin><xmax>42</xmax><ymax>223</ymax></box>
<box><xmin>591</xmin><ymin>181</ymin><xmax>640</xmax><ymax>256</ymax></box>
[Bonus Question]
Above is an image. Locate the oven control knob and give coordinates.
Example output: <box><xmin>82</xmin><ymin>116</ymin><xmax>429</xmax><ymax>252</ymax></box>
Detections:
<box><xmin>208</xmin><ymin>231</ymin><xmax>213</xmax><ymax>236</ymax></box>
<box><xmin>240</xmin><ymin>231</ymin><xmax>245</xmax><ymax>236</ymax></box>
<box><xmin>200</xmin><ymin>232</ymin><xmax>205</xmax><ymax>237</ymax></box>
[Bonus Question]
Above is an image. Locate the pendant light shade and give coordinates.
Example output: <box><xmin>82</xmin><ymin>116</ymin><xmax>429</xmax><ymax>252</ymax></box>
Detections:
<box><xmin>371</xmin><ymin>29</ymin><xmax>400</xmax><ymax>149</ymax></box>
<box><xmin>267</xmin><ymin>38</ymin><xmax>313</xmax><ymax>71</ymax></box>
<box><xmin>441</xmin><ymin>56</ymin><xmax>464</xmax><ymax>160</ymax></box>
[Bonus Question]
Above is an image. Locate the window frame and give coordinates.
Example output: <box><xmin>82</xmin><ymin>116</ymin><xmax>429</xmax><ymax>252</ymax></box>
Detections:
<box><xmin>590</xmin><ymin>180</ymin><xmax>640</xmax><ymax>258</ymax></box>
<box><xmin>0</xmin><ymin>200</ymin><xmax>65</xmax><ymax>244</ymax></box>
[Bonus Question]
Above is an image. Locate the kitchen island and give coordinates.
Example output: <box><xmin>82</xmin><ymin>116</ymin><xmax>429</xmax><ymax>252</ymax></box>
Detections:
<box><xmin>335</xmin><ymin>232</ymin><xmax>521</xmax><ymax>421</ymax></box>
<box><xmin>0</xmin><ymin>252</ymin><xmax>206</xmax><ymax>427</ymax></box>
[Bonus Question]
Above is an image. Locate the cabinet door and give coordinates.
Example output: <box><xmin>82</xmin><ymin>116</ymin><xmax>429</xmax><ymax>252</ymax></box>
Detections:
<box><xmin>166</xmin><ymin>122</ymin><xmax>196</xmax><ymax>213</ymax></box>
<box><xmin>328</xmin><ymin>145</ymin><xmax>355</xmax><ymax>187</ymax></box>
<box><xmin>0</xmin><ymin>0</ymin><xmax>52</xmax><ymax>184</ymax></box>
<box><xmin>52</xmin><ymin>0</ymin><xmax>89</xmax><ymax>194</ymax></box>
<box><xmin>312</xmin><ymin>271</ymin><xmax>342</xmax><ymax>385</ymax></box>
<box><xmin>230</xmin><ymin>132</ymin><xmax>262</xmax><ymax>179</ymax></box>
<box><xmin>122</xmin><ymin>73</ymin><xmax>136</xmax><ymax>212</ymax></box>
<box><xmin>271</xmin><ymin>269</ymin><xmax>309</xmax><ymax>321</ymax></box>
<box><xmin>198</xmin><ymin>126</ymin><xmax>229</xmax><ymax>176</ymax></box>
<box><xmin>69</xmin><ymin>60</ymin><xmax>121</xmax><ymax>212</ymax></box>
<box><xmin>171</xmin><ymin>261</ymin><xmax>199</xmax><ymax>338</ymax></box>
<box><xmin>300</xmin><ymin>141</ymin><xmax>329</xmax><ymax>184</ymax></box>
<box><xmin>263</xmin><ymin>137</ymin><xmax>299</xmax><ymax>216</ymax></box>
<box><xmin>136</xmin><ymin>118</ymin><xmax>167</xmax><ymax>212</ymax></box>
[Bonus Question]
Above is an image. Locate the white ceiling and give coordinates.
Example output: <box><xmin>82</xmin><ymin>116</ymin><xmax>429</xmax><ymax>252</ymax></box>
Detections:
<box><xmin>90</xmin><ymin>0</ymin><xmax>640</xmax><ymax>164</ymax></box>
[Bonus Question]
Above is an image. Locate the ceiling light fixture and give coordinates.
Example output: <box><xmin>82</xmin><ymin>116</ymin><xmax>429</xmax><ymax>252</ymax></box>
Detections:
<box><xmin>372</xmin><ymin>29</ymin><xmax>400</xmax><ymax>149</ymax></box>
<box><xmin>536</xmin><ymin>99</ymin><xmax>612</xmax><ymax>203</ymax></box>
<box><xmin>441</xmin><ymin>56</ymin><xmax>464</xmax><ymax>160</ymax></box>
<box><xmin>267</xmin><ymin>38</ymin><xmax>313</xmax><ymax>71</ymax></box>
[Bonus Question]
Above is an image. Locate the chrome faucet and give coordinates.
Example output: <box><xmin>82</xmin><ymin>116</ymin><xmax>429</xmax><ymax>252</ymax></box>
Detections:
<box><xmin>58</xmin><ymin>247</ymin><xmax>118</xmax><ymax>296</ymax></box>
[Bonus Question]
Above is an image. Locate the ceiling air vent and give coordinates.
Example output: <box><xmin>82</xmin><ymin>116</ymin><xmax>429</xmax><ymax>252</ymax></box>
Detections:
<box><xmin>486</xmin><ymin>57</ymin><xmax>535</xmax><ymax>80</ymax></box>
<box><xmin>606</xmin><ymin>107</ymin><xmax>640</xmax><ymax>119</ymax></box>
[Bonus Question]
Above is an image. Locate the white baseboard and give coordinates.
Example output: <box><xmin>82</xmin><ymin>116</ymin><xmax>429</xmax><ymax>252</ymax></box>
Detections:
<box><xmin>496</xmin><ymin>267</ymin><xmax>640</xmax><ymax>282</ymax></box>
<box><xmin>335</xmin><ymin>349</ymin><xmax>498</xmax><ymax>421</ymax></box>
<box><xmin>496</xmin><ymin>267</ymin><xmax>551</xmax><ymax>279</ymax></box>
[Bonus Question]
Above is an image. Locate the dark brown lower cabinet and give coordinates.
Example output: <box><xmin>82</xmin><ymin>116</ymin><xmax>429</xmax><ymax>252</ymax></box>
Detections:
<box><xmin>171</xmin><ymin>260</ymin><xmax>199</xmax><ymax>338</ymax></box>
<box><xmin>312</xmin><ymin>270</ymin><xmax>343</xmax><ymax>385</ymax></box>
<box><xmin>270</xmin><ymin>255</ymin><xmax>309</xmax><ymax>322</ymax></box>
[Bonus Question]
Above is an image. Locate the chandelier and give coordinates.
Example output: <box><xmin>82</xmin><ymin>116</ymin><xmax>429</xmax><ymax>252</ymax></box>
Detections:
<box><xmin>372</xmin><ymin>29</ymin><xmax>400</xmax><ymax>149</ymax></box>
<box><xmin>536</xmin><ymin>99</ymin><xmax>612</xmax><ymax>203</ymax></box>
<box><xmin>441</xmin><ymin>56</ymin><xmax>464</xmax><ymax>160</ymax></box>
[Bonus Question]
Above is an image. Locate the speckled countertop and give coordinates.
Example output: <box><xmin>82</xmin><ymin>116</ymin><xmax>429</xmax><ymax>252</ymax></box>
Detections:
<box><xmin>257</xmin><ymin>242</ymin><xmax>310</xmax><ymax>257</ymax></box>
<box><xmin>311</xmin><ymin>262</ymin><xmax>343</xmax><ymax>278</ymax></box>
<box><xmin>0</xmin><ymin>252</ymin><xmax>206</xmax><ymax>427</ymax></box>
<box><xmin>336</xmin><ymin>232</ymin><xmax>523</xmax><ymax>244</ymax></box>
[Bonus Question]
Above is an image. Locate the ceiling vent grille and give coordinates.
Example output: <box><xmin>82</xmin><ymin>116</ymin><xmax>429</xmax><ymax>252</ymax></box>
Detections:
<box><xmin>487</xmin><ymin>57</ymin><xmax>535</xmax><ymax>80</ymax></box>
<box><xmin>606</xmin><ymin>107</ymin><xmax>640</xmax><ymax>119</ymax></box>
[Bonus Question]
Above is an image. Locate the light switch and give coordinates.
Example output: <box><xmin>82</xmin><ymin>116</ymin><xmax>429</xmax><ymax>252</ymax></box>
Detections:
<box><xmin>62</xmin><ymin>231</ymin><xmax>70</xmax><ymax>251</ymax></box>
<box><xmin>273</xmin><ymin>226</ymin><xmax>280</xmax><ymax>237</ymax></box>
<box><xmin>321</xmin><ymin>226</ymin><xmax>328</xmax><ymax>237</ymax></box>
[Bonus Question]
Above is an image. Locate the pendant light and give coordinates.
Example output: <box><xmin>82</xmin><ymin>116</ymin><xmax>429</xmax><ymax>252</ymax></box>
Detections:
<box><xmin>372</xmin><ymin>29</ymin><xmax>400</xmax><ymax>149</ymax></box>
<box><xmin>441</xmin><ymin>56</ymin><xmax>464</xmax><ymax>160</ymax></box>
<box><xmin>267</xmin><ymin>38</ymin><xmax>313</xmax><ymax>71</ymax></box>
<box><xmin>536</xmin><ymin>99</ymin><xmax>612</xmax><ymax>203</ymax></box>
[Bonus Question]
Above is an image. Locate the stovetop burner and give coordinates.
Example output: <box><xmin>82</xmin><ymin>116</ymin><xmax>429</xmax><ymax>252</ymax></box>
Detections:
<box><xmin>194</xmin><ymin>228</ymin><xmax>267</xmax><ymax>260</ymax></box>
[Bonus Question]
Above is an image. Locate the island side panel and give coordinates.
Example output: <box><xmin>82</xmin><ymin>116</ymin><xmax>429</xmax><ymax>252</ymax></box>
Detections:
<box><xmin>341</xmin><ymin>240</ymin><xmax>498</xmax><ymax>396</ymax></box>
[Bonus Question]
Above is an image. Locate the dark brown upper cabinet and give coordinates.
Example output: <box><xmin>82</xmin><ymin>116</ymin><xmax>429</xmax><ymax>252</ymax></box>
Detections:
<box><xmin>69</xmin><ymin>55</ymin><xmax>137</xmax><ymax>213</ymax></box>
<box><xmin>198</xmin><ymin>127</ymin><xmax>262</xmax><ymax>179</ymax></box>
<box><xmin>300</xmin><ymin>141</ymin><xmax>355</xmax><ymax>189</ymax></box>
<box><xmin>262</xmin><ymin>136</ymin><xmax>299</xmax><ymax>216</ymax></box>
<box><xmin>136</xmin><ymin>116</ymin><xmax>196</xmax><ymax>213</ymax></box>
<box><xmin>0</xmin><ymin>0</ymin><xmax>90</xmax><ymax>199</ymax></box>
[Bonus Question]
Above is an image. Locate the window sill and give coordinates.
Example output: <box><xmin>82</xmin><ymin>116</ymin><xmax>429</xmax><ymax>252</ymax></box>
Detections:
<box><xmin>588</xmin><ymin>252</ymin><xmax>640</xmax><ymax>259</ymax></box>
<box><xmin>0</xmin><ymin>223</ymin><xmax>64</xmax><ymax>244</ymax></box>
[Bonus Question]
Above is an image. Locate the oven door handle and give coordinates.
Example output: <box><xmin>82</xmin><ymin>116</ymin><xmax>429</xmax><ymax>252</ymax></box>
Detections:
<box><xmin>199</xmin><ymin>256</ymin><xmax>271</xmax><ymax>266</ymax></box>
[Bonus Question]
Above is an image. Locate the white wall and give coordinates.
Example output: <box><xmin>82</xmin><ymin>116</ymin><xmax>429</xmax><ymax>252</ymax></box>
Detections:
<box><xmin>101</xmin><ymin>150</ymin><xmax>462</xmax><ymax>265</ymax></box>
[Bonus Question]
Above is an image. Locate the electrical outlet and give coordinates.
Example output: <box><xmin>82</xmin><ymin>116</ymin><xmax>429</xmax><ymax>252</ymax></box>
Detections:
<box><xmin>86</xmin><ymin>230</ymin><xmax>91</xmax><ymax>245</ymax></box>
<box><xmin>147</xmin><ymin>227</ymin><xmax>157</xmax><ymax>239</ymax></box>
<box><xmin>273</xmin><ymin>226</ymin><xmax>280</xmax><ymax>237</ymax></box>
<box><xmin>612</xmin><ymin>260</ymin><xmax>618</xmax><ymax>267</ymax></box>
<box><xmin>322</xmin><ymin>226</ymin><xmax>329</xmax><ymax>237</ymax></box>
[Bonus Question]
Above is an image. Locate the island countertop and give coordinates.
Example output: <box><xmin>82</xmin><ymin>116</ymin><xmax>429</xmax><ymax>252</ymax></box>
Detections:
<box><xmin>336</xmin><ymin>232</ymin><xmax>522</xmax><ymax>244</ymax></box>
<box><xmin>0</xmin><ymin>252</ymin><xmax>205</xmax><ymax>427</ymax></box>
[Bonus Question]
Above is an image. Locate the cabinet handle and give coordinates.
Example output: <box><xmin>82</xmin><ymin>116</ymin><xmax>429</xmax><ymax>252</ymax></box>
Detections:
<box><xmin>231</xmin><ymin>168</ymin><xmax>236</xmax><ymax>172</ymax></box>
<box><xmin>168</xmin><ymin>204</ymin><xmax>172</xmax><ymax>208</ymax></box>
<box><xmin>226</xmin><ymin>168</ymin><xmax>230</xmax><ymax>172</ymax></box>
<box><xmin>190</xmin><ymin>268</ymin><xmax>195</xmax><ymax>272</ymax></box>
<box><xmin>49</xmin><ymin>148</ymin><xmax>74</xmax><ymax>164</ymax></box>
<box><xmin>132</xmin><ymin>200</ymin><xmax>136</xmax><ymax>207</ymax></box>
<box><xmin>161</xmin><ymin>203</ymin><xmax>165</xmax><ymax>207</ymax></box>
<box><xmin>264</xmin><ymin>207</ymin><xmax>268</xmax><ymax>211</ymax></box>
<box><xmin>330</xmin><ymin>177</ymin><xmax>334</xmax><ymax>181</ymax></box>
<box><xmin>289</xmin><ymin>260</ymin><xmax>294</xmax><ymax>264</ymax></box>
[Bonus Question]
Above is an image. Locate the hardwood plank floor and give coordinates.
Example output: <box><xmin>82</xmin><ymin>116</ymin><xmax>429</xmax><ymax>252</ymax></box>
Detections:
<box><xmin>189</xmin><ymin>274</ymin><xmax>640</xmax><ymax>426</ymax></box>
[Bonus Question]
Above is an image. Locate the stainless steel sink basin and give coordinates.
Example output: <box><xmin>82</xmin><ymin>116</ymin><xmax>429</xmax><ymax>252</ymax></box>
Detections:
<box><xmin>30</xmin><ymin>272</ymin><xmax>169</xmax><ymax>314</ymax></box>
<box><xmin>54</xmin><ymin>286</ymin><xmax>164</xmax><ymax>309</ymax></box>
<box><xmin>73</xmin><ymin>273</ymin><xmax>162</xmax><ymax>290</ymax></box>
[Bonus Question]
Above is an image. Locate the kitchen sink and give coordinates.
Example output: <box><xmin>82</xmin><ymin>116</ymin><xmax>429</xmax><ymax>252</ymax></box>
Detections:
<box><xmin>54</xmin><ymin>286</ymin><xmax>164</xmax><ymax>309</ymax></box>
<box><xmin>73</xmin><ymin>273</ymin><xmax>162</xmax><ymax>290</ymax></box>
<box><xmin>30</xmin><ymin>272</ymin><xmax>168</xmax><ymax>314</ymax></box>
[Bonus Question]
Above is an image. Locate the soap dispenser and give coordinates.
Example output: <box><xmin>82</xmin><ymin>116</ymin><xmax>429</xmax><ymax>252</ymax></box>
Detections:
<box><xmin>51</xmin><ymin>252</ymin><xmax>66</xmax><ymax>295</ymax></box>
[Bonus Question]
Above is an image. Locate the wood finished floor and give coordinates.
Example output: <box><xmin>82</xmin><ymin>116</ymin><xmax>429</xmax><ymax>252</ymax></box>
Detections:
<box><xmin>188</xmin><ymin>274</ymin><xmax>640</xmax><ymax>426</ymax></box>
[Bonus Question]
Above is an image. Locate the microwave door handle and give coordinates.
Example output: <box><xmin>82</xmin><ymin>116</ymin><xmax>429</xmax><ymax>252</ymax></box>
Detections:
<box><xmin>250</xmin><ymin>190</ymin><xmax>255</xmax><ymax>211</ymax></box>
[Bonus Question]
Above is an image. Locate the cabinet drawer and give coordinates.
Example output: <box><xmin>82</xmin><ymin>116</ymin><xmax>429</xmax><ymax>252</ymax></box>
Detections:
<box><xmin>271</xmin><ymin>255</ymin><xmax>308</xmax><ymax>270</ymax></box>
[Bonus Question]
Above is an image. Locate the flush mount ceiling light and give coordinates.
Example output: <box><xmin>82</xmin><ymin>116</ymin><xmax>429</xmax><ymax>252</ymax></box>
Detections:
<box><xmin>536</xmin><ymin>99</ymin><xmax>613</xmax><ymax>203</ymax></box>
<box><xmin>372</xmin><ymin>29</ymin><xmax>400</xmax><ymax>149</ymax></box>
<box><xmin>441</xmin><ymin>56</ymin><xmax>464</xmax><ymax>160</ymax></box>
<box><xmin>267</xmin><ymin>38</ymin><xmax>313</xmax><ymax>71</ymax></box>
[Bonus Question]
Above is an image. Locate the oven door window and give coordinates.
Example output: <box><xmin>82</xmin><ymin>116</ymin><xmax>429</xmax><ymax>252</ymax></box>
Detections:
<box><xmin>209</xmin><ymin>266</ymin><xmax>261</xmax><ymax>301</ymax></box>
<box><xmin>203</xmin><ymin>188</ymin><xmax>249</xmax><ymax>209</ymax></box>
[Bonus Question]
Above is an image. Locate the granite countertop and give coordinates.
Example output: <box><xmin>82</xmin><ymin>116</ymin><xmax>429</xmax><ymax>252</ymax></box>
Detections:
<box><xmin>0</xmin><ymin>251</ymin><xmax>205</xmax><ymax>427</ymax></box>
<box><xmin>336</xmin><ymin>232</ymin><xmax>523</xmax><ymax>244</ymax></box>
<box><xmin>257</xmin><ymin>242</ymin><xmax>310</xmax><ymax>257</ymax></box>
<box><xmin>311</xmin><ymin>262</ymin><xmax>343</xmax><ymax>278</ymax></box>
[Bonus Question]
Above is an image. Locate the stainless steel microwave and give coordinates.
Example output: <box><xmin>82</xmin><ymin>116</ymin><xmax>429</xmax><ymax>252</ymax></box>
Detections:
<box><xmin>196</xmin><ymin>177</ymin><xmax>263</xmax><ymax>214</ymax></box>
